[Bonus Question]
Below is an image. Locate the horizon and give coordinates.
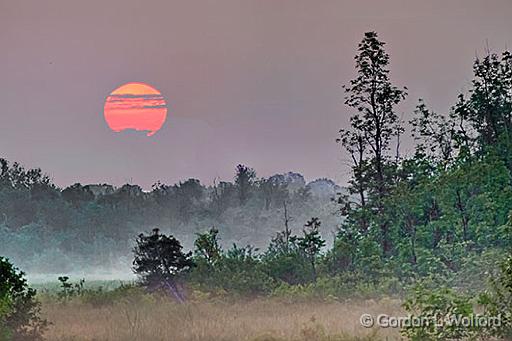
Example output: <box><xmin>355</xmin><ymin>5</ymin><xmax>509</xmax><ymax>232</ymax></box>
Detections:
<box><xmin>49</xmin><ymin>167</ymin><xmax>343</xmax><ymax>191</ymax></box>
<box><xmin>2</xmin><ymin>0</ymin><xmax>512</xmax><ymax>189</ymax></box>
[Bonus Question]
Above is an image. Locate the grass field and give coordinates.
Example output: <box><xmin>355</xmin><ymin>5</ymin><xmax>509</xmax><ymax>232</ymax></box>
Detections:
<box><xmin>40</xmin><ymin>296</ymin><xmax>403</xmax><ymax>341</ymax></box>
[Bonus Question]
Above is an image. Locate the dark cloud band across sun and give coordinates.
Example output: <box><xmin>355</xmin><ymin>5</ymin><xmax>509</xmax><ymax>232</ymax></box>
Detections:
<box><xmin>103</xmin><ymin>82</ymin><xmax>167</xmax><ymax>136</ymax></box>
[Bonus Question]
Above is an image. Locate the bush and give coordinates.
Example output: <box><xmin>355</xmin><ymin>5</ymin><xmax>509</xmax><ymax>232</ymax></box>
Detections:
<box><xmin>49</xmin><ymin>276</ymin><xmax>149</xmax><ymax>308</ymax></box>
<box><xmin>79</xmin><ymin>284</ymin><xmax>151</xmax><ymax>308</ymax></box>
<box><xmin>0</xmin><ymin>257</ymin><xmax>48</xmax><ymax>340</ymax></box>
<box><xmin>190</xmin><ymin>244</ymin><xmax>274</xmax><ymax>296</ymax></box>
<box><xmin>56</xmin><ymin>276</ymin><xmax>85</xmax><ymax>302</ymax></box>
<box><xmin>271</xmin><ymin>273</ymin><xmax>403</xmax><ymax>302</ymax></box>
<box><xmin>402</xmin><ymin>284</ymin><xmax>482</xmax><ymax>340</ymax></box>
<box><xmin>479</xmin><ymin>253</ymin><xmax>512</xmax><ymax>338</ymax></box>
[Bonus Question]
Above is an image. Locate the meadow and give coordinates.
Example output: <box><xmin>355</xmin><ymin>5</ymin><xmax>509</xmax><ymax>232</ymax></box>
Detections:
<box><xmin>40</xmin><ymin>291</ymin><xmax>401</xmax><ymax>341</ymax></box>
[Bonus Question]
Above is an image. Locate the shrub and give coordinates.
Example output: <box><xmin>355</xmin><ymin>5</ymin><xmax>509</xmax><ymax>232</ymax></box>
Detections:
<box><xmin>0</xmin><ymin>257</ymin><xmax>48</xmax><ymax>340</ymax></box>
<box><xmin>50</xmin><ymin>276</ymin><xmax>151</xmax><ymax>308</ymax></box>
<box><xmin>79</xmin><ymin>283</ymin><xmax>151</xmax><ymax>308</ymax></box>
<box><xmin>272</xmin><ymin>273</ymin><xmax>403</xmax><ymax>302</ymax></box>
<box><xmin>190</xmin><ymin>244</ymin><xmax>274</xmax><ymax>296</ymax></box>
<box><xmin>401</xmin><ymin>284</ymin><xmax>481</xmax><ymax>340</ymax></box>
<box><xmin>56</xmin><ymin>276</ymin><xmax>85</xmax><ymax>302</ymax></box>
<box><xmin>479</xmin><ymin>253</ymin><xmax>512</xmax><ymax>338</ymax></box>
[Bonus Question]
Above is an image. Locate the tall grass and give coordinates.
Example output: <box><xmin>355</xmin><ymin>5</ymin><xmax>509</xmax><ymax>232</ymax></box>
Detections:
<box><xmin>41</xmin><ymin>296</ymin><xmax>402</xmax><ymax>340</ymax></box>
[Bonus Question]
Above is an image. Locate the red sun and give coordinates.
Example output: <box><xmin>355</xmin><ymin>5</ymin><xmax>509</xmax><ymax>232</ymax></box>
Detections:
<box><xmin>104</xmin><ymin>82</ymin><xmax>167</xmax><ymax>136</ymax></box>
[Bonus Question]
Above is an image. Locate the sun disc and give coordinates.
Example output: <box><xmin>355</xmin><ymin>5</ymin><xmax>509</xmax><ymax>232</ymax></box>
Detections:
<box><xmin>104</xmin><ymin>82</ymin><xmax>167</xmax><ymax>136</ymax></box>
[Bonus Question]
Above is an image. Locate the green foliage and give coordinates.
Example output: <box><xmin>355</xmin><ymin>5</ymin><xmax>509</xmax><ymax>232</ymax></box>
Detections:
<box><xmin>219</xmin><ymin>244</ymin><xmax>274</xmax><ymax>295</ymax></box>
<box><xmin>272</xmin><ymin>273</ymin><xmax>402</xmax><ymax>302</ymax></box>
<box><xmin>478</xmin><ymin>253</ymin><xmax>512</xmax><ymax>338</ymax></box>
<box><xmin>69</xmin><ymin>281</ymin><xmax>149</xmax><ymax>308</ymax></box>
<box><xmin>41</xmin><ymin>277</ymin><xmax>148</xmax><ymax>308</ymax></box>
<box><xmin>191</xmin><ymin>243</ymin><xmax>274</xmax><ymax>296</ymax></box>
<box><xmin>262</xmin><ymin>223</ymin><xmax>310</xmax><ymax>285</ymax></box>
<box><xmin>0</xmin><ymin>296</ymin><xmax>11</xmax><ymax>340</ymax></box>
<box><xmin>194</xmin><ymin>227</ymin><xmax>222</xmax><ymax>266</ymax></box>
<box><xmin>0</xmin><ymin>257</ymin><xmax>47</xmax><ymax>340</ymax></box>
<box><xmin>338</xmin><ymin>31</ymin><xmax>408</xmax><ymax>256</ymax></box>
<box><xmin>298</xmin><ymin>218</ymin><xmax>326</xmax><ymax>282</ymax></box>
<box><xmin>402</xmin><ymin>284</ymin><xmax>481</xmax><ymax>340</ymax></box>
<box><xmin>261</xmin><ymin>218</ymin><xmax>327</xmax><ymax>286</ymax></box>
<box><xmin>263</xmin><ymin>251</ymin><xmax>311</xmax><ymax>286</ymax></box>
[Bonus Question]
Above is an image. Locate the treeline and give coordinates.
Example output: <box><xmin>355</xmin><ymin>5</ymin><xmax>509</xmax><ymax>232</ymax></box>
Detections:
<box><xmin>331</xmin><ymin>32</ymin><xmax>512</xmax><ymax>284</ymax></box>
<box><xmin>184</xmin><ymin>32</ymin><xmax>512</xmax><ymax>296</ymax></box>
<box><xmin>0</xmin><ymin>159</ymin><xmax>339</xmax><ymax>274</ymax></box>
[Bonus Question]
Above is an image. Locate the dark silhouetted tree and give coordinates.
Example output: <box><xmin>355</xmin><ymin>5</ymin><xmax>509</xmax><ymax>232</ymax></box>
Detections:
<box><xmin>340</xmin><ymin>31</ymin><xmax>407</xmax><ymax>256</ymax></box>
<box><xmin>132</xmin><ymin>228</ymin><xmax>194</xmax><ymax>303</ymax></box>
<box><xmin>298</xmin><ymin>217</ymin><xmax>325</xmax><ymax>282</ymax></box>
<box><xmin>62</xmin><ymin>183</ymin><xmax>95</xmax><ymax>208</ymax></box>
<box><xmin>234</xmin><ymin>164</ymin><xmax>256</xmax><ymax>205</ymax></box>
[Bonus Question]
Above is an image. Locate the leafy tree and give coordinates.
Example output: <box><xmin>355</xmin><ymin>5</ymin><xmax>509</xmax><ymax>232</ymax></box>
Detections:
<box><xmin>234</xmin><ymin>164</ymin><xmax>256</xmax><ymax>205</ymax></box>
<box><xmin>410</xmin><ymin>99</ymin><xmax>458</xmax><ymax>171</ymax></box>
<box><xmin>258</xmin><ymin>178</ymin><xmax>288</xmax><ymax>210</ymax></box>
<box><xmin>322</xmin><ymin>233</ymin><xmax>356</xmax><ymax>276</ymax></box>
<box><xmin>132</xmin><ymin>229</ymin><xmax>194</xmax><ymax>303</ymax></box>
<box><xmin>208</xmin><ymin>180</ymin><xmax>237</xmax><ymax>217</ymax></box>
<box><xmin>264</xmin><ymin>227</ymin><xmax>311</xmax><ymax>285</ymax></box>
<box><xmin>150</xmin><ymin>179</ymin><xmax>204</xmax><ymax>223</ymax></box>
<box><xmin>336</xmin><ymin>126</ymin><xmax>370</xmax><ymax>232</ymax></box>
<box><xmin>62</xmin><ymin>184</ymin><xmax>94</xmax><ymax>208</ymax></box>
<box><xmin>0</xmin><ymin>257</ymin><xmax>47</xmax><ymax>340</ymax></box>
<box><xmin>173</xmin><ymin>179</ymin><xmax>204</xmax><ymax>222</ymax></box>
<box><xmin>339</xmin><ymin>31</ymin><xmax>407</xmax><ymax>256</ymax></box>
<box><xmin>194</xmin><ymin>227</ymin><xmax>222</xmax><ymax>266</ymax></box>
<box><xmin>458</xmin><ymin>51</ymin><xmax>512</xmax><ymax>149</ymax></box>
<box><xmin>298</xmin><ymin>217</ymin><xmax>325</xmax><ymax>282</ymax></box>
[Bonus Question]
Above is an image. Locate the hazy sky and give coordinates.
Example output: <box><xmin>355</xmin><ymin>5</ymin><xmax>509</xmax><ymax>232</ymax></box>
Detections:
<box><xmin>1</xmin><ymin>0</ymin><xmax>512</xmax><ymax>189</ymax></box>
